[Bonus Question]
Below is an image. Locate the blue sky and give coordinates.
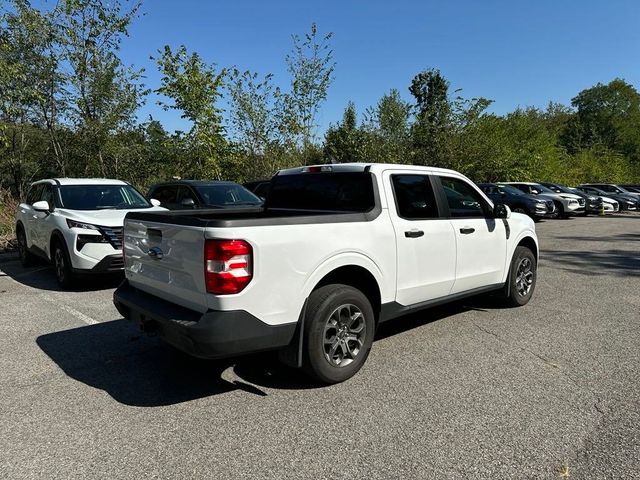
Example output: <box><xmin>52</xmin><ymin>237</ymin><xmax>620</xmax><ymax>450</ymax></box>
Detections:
<box><xmin>117</xmin><ymin>0</ymin><xmax>640</xmax><ymax>134</ymax></box>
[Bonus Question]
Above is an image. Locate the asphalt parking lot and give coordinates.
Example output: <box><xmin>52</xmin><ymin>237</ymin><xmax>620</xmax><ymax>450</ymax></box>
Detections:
<box><xmin>1</xmin><ymin>215</ymin><xmax>639</xmax><ymax>479</ymax></box>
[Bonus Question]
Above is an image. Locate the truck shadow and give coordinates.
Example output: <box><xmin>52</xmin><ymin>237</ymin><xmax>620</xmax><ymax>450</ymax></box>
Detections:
<box><xmin>36</xmin><ymin>318</ymin><xmax>317</xmax><ymax>406</ymax></box>
<box><xmin>0</xmin><ymin>255</ymin><xmax>122</xmax><ymax>292</ymax></box>
<box><xmin>36</xmin><ymin>297</ymin><xmax>493</xmax><ymax>406</ymax></box>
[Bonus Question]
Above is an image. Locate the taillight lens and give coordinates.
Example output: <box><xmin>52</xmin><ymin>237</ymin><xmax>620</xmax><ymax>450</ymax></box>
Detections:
<box><xmin>204</xmin><ymin>239</ymin><xmax>253</xmax><ymax>294</ymax></box>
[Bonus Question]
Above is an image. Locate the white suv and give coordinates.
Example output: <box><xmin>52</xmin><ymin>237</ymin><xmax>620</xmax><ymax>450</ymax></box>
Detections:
<box><xmin>15</xmin><ymin>178</ymin><xmax>165</xmax><ymax>287</ymax></box>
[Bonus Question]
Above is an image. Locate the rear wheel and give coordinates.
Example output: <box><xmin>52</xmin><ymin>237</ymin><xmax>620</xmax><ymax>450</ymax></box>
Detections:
<box><xmin>502</xmin><ymin>246</ymin><xmax>536</xmax><ymax>307</ymax></box>
<box><xmin>302</xmin><ymin>284</ymin><xmax>375</xmax><ymax>384</ymax></box>
<box><xmin>16</xmin><ymin>226</ymin><xmax>36</xmax><ymax>267</ymax></box>
<box><xmin>52</xmin><ymin>239</ymin><xmax>75</xmax><ymax>289</ymax></box>
<box><xmin>512</xmin><ymin>206</ymin><xmax>527</xmax><ymax>214</ymax></box>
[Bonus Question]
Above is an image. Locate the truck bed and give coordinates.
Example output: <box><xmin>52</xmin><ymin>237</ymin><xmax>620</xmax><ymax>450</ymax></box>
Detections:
<box><xmin>125</xmin><ymin>205</ymin><xmax>381</xmax><ymax>228</ymax></box>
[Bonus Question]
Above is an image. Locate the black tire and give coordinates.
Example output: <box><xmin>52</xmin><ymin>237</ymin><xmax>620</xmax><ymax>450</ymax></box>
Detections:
<box><xmin>502</xmin><ymin>246</ymin><xmax>537</xmax><ymax>307</ymax></box>
<box><xmin>16</xmin><ymin>225</ymin><xmax>36</xmax><ymax>267</ymax></box>
<box><xmin>554</xmin><ymin>201</ymin><xmax>567</xmax><ymax>218</ymax></box>
<box><xmin>512</xmin><ymin>205</ymin><xmax>527</xmax><ymax>214</ymax></box>
<box><xmin>302</xmin><ymin>284</ymin><xmax>375</xmax><ymax>384</ymax></box>
<box><xmin>52</xmin><ymin>238</ymin><xmax>75</xmax><ymax>289</ymax></box>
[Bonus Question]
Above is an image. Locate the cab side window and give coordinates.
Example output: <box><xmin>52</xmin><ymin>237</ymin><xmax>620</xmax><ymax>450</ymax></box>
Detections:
<box><xmin>41</xmin><ymin>184</ymin><xmax>55</xmax><ymax>208</ymax></box>
<box><xmin>175</xmin><ymin>186</ymin><xmax>197</xmax><ymax>207</ymax></box>
<box><xmin>151</xmin><ymin>186</ymin><xmax>177</xmax><ymax>207</ymax></box>
<box><xmin>391</xmin><ymin>175</ymin><xmax>440</xmax><ymax>219</ymax></box>
<box><xmin>26</xmin><ymin>184</ymin><xmax>45</xmax><ymax>205</ymax></box>
<box><xmin>439</xmin><ymin>176</ymin><xmax>490</xmax><ymax>218</ymax></box>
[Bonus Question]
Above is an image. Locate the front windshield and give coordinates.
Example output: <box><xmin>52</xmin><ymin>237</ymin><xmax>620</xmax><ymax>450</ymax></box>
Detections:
<box><xmin>533</xmin><ymin>184</ymin><xmax>555</xmax><ymax>194</ymax></box>
<box><xmin>58</xmin><ymin>184</ymin><xmax>150</xmax><ymax>210</ymax></box>
<box><xmin>496</xmin><ymin>185</ymin><xmax>525</xmax><ymax>196</ymax></box>
<box><xmin>548</xmin><ymin>184</ymin><xmax>573</xmax><ymax>194</ymax></box>
<box><xmin>195</xmin><ymin>184</ymin><xmax>262</xmax><ymax>206</ymax></box>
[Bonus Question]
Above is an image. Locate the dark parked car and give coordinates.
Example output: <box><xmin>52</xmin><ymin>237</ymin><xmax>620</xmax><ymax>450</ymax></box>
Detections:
<box><xmin>148</xmin><ymin>180</ymin><xmax>263</xmax><ymax>210</ymax></box>
<box><xmin>477</xmin><ymin>183</ymin><xmax>554</xmax><ymax>220</ymax></box>
<box><xmin>540</xmin><ymin>182</ymin><xmax>602</xmax><ymax>215</ymax></box>
<box><xmin>576</xmin><ymin>186</ymin><xmax>638</xmax><ymax>211</ymax></box>
<box><xmin>620</xmin><ymin>184</ymin><xmax>640</xmax><ymax>194</ymax></box>
<box><xmin>580</xmin><ymin>183</ymin><xmax>640</xmax><ymax>201</ymax></box>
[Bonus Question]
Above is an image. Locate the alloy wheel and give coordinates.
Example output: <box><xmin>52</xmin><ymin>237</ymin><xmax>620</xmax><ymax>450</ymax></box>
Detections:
<box><xmin>323</xmin><ymin>304</ymin><xmax>366</xmax><ymax>367</ymax></box>
<box><xmin>54</xmin><ymin>248</ymin><xmax>66</xmax><ymax>283</ymax></box>
<box><xmin>515</xmin><ymin>257</ymin><xmax>534</xmax><ymax>297</ymax></box>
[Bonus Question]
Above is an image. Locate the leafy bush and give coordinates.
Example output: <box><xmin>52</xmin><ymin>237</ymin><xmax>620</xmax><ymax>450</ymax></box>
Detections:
<box><xmin>0</xmin><ymin>188</ymin><xmax>18</xmax><ymax>252</ymax></box>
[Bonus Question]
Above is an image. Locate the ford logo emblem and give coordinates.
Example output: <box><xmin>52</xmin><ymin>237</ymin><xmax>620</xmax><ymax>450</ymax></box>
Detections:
<box><xmin>148</xmin><ymin>246</ymin><xmax>164</xmax><ymax>260</ymax></box>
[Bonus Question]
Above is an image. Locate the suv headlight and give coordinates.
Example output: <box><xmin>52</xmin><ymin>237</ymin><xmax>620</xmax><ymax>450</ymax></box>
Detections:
<box><xmin>66</xmin><ymin>219</ymin><xmax>99</xmax><ymax>230</ymax></box>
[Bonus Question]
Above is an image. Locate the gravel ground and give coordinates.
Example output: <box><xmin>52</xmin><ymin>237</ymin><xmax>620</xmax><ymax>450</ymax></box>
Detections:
<box><xmin>0</xmin><ymin>214</ymin><xmax>638</xmax><ymax>479</ymax></box>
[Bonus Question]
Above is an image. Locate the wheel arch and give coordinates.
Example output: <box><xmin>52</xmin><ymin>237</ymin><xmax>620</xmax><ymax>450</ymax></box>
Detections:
<box><xmin>313</xmin><ymin>265</ymin><xmax>382</xmax><ymax>321</ymax></box>
<box><xmin>302</xmin><ymin>254</ymin><xmax>386</xmax><ymax>322</ymax></box>
<box><xmin>515</xmin><ymin>235</ymin><xmax>538</xmax><ymax>262</ymax></box>
<box><xmin>49</xmin><ymin>229</ymin><xmax>67</xmax><ymax>260</ymax></box>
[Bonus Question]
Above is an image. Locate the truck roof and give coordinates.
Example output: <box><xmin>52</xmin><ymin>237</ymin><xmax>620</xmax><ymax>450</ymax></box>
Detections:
<box><xmin>277</xmin><ymin>163</ymin><xmax>462</xmax><ymax>176</ymax></box>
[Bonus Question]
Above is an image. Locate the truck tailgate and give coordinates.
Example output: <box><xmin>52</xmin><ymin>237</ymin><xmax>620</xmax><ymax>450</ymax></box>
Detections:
<box><xmin>123</xmin><ymin>218</ymin><xmax>208</xmax><ymax>313</ymax></box>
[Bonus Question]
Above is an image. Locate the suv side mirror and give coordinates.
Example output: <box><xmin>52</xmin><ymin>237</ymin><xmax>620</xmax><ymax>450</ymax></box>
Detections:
<box><xmin>32</xmin><ymin>200</ymin><xmax>51</xmax><ymax>213</ymax></box>
<box><xmin>181</xmin><ymin>198</ymin><xmax>195</xmax><ymax>208</ymax></box>
<box><xmin>150</xmin><ymin>198</ymin><xmax>161</xmax><ymax>207</ymax></box>
<box><xmin>493</xmin><ymin>203</ymin><xmax>511</xmax><ymax>219</ymax></box>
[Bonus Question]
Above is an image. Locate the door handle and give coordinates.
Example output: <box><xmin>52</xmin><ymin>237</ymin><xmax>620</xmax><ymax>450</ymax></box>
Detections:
<box><xmin>404</xmin><ymin>230</ymin><xmax>424</xmax><ymax>238</ymax></box>
<box><xmin>459</xmin><ymin>227</ymin><xmax>475</xmax><ymax>234</ymax></box>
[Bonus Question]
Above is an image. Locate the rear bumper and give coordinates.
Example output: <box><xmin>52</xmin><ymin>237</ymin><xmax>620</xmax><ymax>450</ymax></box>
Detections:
<box><xmin>113</xmin><ymin>281</ymin><xmax>296</xmax><ymax>359</ymax></box>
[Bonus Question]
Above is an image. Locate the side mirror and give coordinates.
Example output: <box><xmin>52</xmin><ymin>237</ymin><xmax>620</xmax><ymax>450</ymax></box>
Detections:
<box><xmin>150</xmin><ymin>198</ymin><xmax>161</xmax><ymax>207</ymax></box>
<box><xmin>181</xmin><ymin>198</ymin><xmax>195</xmax><ymax>208</ymax></box>
<box><xmin>493</xmin><ymin>203</ymin><xmax>511</xmax><ymax>219</ymax></box>
<box><xmin>32</xmin><ymin>200</ymin><xmax>51</xmax><ymax>213</ymax></box>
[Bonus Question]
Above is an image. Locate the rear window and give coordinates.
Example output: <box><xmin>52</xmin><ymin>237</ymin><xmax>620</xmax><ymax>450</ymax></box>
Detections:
<box><xmin>268</xmin><ymin>172</ymin><xmax>375</xmax><ymax>212</ymax></box>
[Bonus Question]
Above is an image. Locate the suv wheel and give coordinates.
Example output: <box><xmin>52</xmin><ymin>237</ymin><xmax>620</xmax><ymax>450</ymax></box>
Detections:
<box><xmin>502</xmin><ymin>246</ymin><xmax>536</xmax><ymax>307</ymax></box>
<box><xmin>52</xmin><ymin>240</ymin><xmax>75</xmax><ymax>288</ymax></box>
<box><xmin>16</xmin><ymin>226</ymin><xmax>35</xmax><ymax>267</ymax></box>
<box><xmin>302</xmin><ymin>284</ymin><xmax>375</xmax><ymax>384</ymax></box>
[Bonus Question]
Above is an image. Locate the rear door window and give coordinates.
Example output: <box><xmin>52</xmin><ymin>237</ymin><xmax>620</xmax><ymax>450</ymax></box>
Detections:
<box><xmin>391</xmin><ymin>175</ymin><xmax>440</xmax><ymax>219</ymax></box>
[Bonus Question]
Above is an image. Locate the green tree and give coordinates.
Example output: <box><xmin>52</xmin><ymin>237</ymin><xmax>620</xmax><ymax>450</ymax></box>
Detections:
<box><xmin>562</xmin><ymin>79</ymin><xmax>640</xmax><ymax>163</ymax></box>
<box><xmin>58</xmin><ymin>0</ymin><xmax>145</xmax><ymax>177</ymax></box>
<box><xmin>283</xmin><ymin>23</ymin><xmax>335</xmax><ymax>154</ymax></box>
<box><xmin>155</xmin><ymin>45</ymin><xmax>226</xmax><ymax>179</ymax></box>
<box><xmin>324</xmin><ymin>102</ymin><xmax>363</xmax><ymax>163</ymax></box>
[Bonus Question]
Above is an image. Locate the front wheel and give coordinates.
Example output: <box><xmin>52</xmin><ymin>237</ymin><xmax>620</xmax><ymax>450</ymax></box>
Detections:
<box><xmin>302</xmin><ymin>284</ymin><xmax>375</xmax><ymax>384</ymax></box>
<box><xmin>16</xmin><ymin>226</ymin><xmax>36</xmax><ymax>267</ymax></box>
<box><xmin>502</xmin><ymin>246</ymin><xmax>537</xmax><ymax>307</ymax></box>
<box><xmin>554</xmin><ymin>201</ymin><xmax>568</xmax><ymax>218</ymax></box>
<box><xmin>512</xmin><ymin>206</ymin><xmax>527</xmax><ymax>214</ymax></box>
<box><xmin>52</xmin><ymin>240</ymin><xmax>75</xmax><ymax>289</ymax></box>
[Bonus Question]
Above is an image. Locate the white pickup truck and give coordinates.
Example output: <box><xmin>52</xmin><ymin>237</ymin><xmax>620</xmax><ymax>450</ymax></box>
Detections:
<box><xmin>114</xmin><ymin>163</ymin><xmax>539</xmax><ymax>383</ymax></box>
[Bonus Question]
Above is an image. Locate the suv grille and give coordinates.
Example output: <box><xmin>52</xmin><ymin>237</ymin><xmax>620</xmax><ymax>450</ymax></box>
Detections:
<box><xmin>98</xmin><ymin>226</ymin><xmax>124</xmax><ymax>249</ymax></box>
<box><xmin>577</xmin><ymin>198</ymin><xmax>586</xmax><ymax>206</ymax></box>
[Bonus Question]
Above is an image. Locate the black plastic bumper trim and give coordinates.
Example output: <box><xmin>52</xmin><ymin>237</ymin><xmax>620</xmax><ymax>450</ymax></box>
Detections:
<box><xmin>113</xmin><ymin>281</ymin><xmax>297</xmax><ymax>359</ymax></box>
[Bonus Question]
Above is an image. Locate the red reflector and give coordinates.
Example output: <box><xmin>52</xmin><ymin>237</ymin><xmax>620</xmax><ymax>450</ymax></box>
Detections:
<box><xmin>204</xmin><ymin>239</ymin><xmax>253</xmax><ymax>294</ymax></box>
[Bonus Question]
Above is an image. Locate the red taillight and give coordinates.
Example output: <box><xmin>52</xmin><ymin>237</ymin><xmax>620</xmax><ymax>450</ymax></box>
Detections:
<box><xmin>204</xmin><ymin>239</ymin><xmax>253</xmax><ymax>294</ymax></box>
